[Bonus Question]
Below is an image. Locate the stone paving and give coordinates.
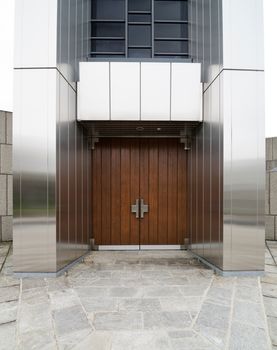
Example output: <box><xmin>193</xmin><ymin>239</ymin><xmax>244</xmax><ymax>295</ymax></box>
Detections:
<box><xmin>0</xmin><ymin>243</ymin><xmax>274</xmax><ymax>350</ymax></box>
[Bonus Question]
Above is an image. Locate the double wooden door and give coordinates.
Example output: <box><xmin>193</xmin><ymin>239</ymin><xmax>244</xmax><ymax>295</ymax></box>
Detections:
<box><xmin>92</xmin><ymin>138</ymin><xmax>188</xmax><ymax>247</ymax></box>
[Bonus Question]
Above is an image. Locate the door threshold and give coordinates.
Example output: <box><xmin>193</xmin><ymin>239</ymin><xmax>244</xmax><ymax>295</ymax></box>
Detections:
<box><xmin>95</xmin><ymin>245</ymin><xmax>183</xmax><ymax>251</ymax></box>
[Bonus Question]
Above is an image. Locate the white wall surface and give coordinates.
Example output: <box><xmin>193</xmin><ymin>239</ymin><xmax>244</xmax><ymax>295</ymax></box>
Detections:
<box><xmin>78</xmin><ymin>62</ymin><xmax>202</xmax><ymax>122</ymax></box>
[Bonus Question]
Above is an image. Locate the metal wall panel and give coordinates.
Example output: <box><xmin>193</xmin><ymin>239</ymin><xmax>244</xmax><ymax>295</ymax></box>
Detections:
<box><xmin>78</xmin><ymin>62</ymin><xmax>202</xmax><ymax>122</ymax></box>
<box><xmin>171</xmin><ymin>63</ymin><xmax>202</xmax><ymax>121</ymax></box>
<box><xmin>14</xmin><ymin>0</ymin><xmax>58</xmax><ymax>68</ymax></box>
<box><xmin>189</xmin><ymin>0</ymin><xmax>264</xmax><ymax>272</ymax></box>
<box><xmin>111</xmin><ymin>62</ymin><xmax>140</xmax><ymax>121</ymax></box>
<box><xmin>13</xmin><ymin>69</ymin><xmax>57</xmax><ymax>273</ymax></box>
<box><xmin>222</xmin><ymin>0</ymin><xmax>264</xmax><ymax>70</ymax></box>
<box><xmin>141</xmin><ymin>63</ymin><xmax>170</xmax><ymax>121</ymax></box>
<box><xmin>222</xmin><ymin>70</ymin><xmax>265</xmax><ymax>270</ymax></box>
<box><xmin>78</xmin><ymin>62</ymin><xmax>110</xmax><ymax>120</ymax></box>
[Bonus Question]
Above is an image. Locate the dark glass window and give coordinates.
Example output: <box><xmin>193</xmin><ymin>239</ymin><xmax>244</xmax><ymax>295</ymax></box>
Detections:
<box><xmin>90</xmin><ymin>0</ymin><xmax>189</xmax><ymax>59</ymax></box>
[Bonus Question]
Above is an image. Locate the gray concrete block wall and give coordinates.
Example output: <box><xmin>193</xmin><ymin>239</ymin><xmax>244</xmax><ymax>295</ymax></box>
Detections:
<box><xmin>0</xmin><ymin>110</ymin><xmax>12</xmax><ymax>241</ymax></box>
<box><xmin>266</xmin><ymin>137</ymin><xmax>277</xmax><ymax>240</ymax></box>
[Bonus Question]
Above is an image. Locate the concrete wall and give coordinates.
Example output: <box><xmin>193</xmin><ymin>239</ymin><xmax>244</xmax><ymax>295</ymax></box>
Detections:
<box><xmin>0</xmin><ymin>111</ymin><xmax>12</xmax><ymax>241</ymax></box>
<box><xmin>266</xmin><ymin>137</ymin><xmax>277</xmax><ymax>240</ymax></box>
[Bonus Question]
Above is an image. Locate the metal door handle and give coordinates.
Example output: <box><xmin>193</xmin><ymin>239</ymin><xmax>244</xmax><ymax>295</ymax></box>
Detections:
<box><xmin>131</xmin><ymin>199</ymin><xmax>140</xmax><ymax>219</ymax></box>
<box><xmin>140</xmin><ymin>198</ymin><xmax>149</xmax><ymax>219</ymax></box>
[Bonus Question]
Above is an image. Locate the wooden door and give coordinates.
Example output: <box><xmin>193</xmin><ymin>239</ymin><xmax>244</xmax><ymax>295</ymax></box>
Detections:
<box><xmin>92</xmin><ymin>138</ymin><xmax>188</xmax><ymax>246</ymax></box>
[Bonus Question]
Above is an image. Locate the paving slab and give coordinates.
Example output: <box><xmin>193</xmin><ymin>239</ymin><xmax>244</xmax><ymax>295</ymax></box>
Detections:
<box><xmin>0</xmin><ymin>243</ymin><xmax>274</xmax><ymax>349</ymax></box>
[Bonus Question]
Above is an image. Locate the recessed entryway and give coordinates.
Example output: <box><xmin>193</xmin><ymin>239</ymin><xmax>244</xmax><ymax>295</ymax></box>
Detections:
<box><xmin>92</xmin><ymin>138</ymin><xmax>188</xmax><ymax>249</ymax></box>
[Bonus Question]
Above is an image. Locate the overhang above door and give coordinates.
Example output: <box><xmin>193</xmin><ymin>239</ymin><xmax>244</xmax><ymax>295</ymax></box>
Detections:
<box><xmin>77</xmin><ymin>61</ymin><xmax>202</xmax><ymax>122</ymax></box>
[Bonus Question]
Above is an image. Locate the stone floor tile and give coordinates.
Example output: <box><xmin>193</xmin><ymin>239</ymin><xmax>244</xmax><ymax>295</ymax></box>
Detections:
<box><xmin>262</xmin><ymin>283</ymin><xmax>277</xmax><ymax>298</ymax></box>
<box><xmin>21</xmin><ymin>287</ymin><xmax>49</xmax><ymax>306</ymax></box>
<box><xmin>81</xmin><ymin>297</ymin><xmax>118</xmax><ymax>313</ymax></box>
<box><xmin>56</xmin><ymin>328</ymin><xmax>92</xmax><ymax>350</ymax></box>
<box><xmin>159</xmin><ymin>296</ymin><xmax>201</xmax><ymax>314</ymax></box>
<box><xmin>0</xmin><ymin>300</ymin><xmax>18</xmax><ymax>325</ymax></box>
<box><xmin>179</xmin><ymin>283</ymin><xmax>210</xmax><ymax>297</ymax></box>
<box><xmin>19</xmin><ymin>303</ymin><xmax>53</xmax><ymax>335</ymax></box>
<box><xmin>229</xmin><ymin>321</ymin><xmax>270</xmax><ymax>350</ymax></box>
<box><xmin>71</xmin><ymin>331</ymin><xmax>112</xmax><ymax>350</ymax></box>
<box><xmin>168</xmin><ymin>330</ymin><xmax>216</xmax><ymax>350</ymax></box>
<box><xmin>0</xmin><ymin>285</ymin><xmax>20</xmax><ymax>302</ymax></box>
<box><xmin>194</xmin><ymin>302</ymin><xmax>230</xmax><ymax>347</ymax></box>
<box><xmin>0</xmin><ymin>321</ymin><xmax>16</xmax><ymax>350</ymax></box>
<box><xmin>49</xmin><ymin>288</ymin><xmax>80</xmax><ymax>311</ymax></box>
<box><xmin>18</xmin><ymin>329</ymin><xmax>57</xmax><ymax>350</ymax></box>
<box><xmin>267</xmin><ymin>316</ymin><xmax>277</xmax><ymax>346</ymax></box>
<box><xmin>93</xmin><ymin>311</ymin><xmax>143</xmax><ymax>331</ymax></box>
<box><xmin>143</xmin><ymin>286</ymin><xmax>183</xmax><ymax>297</ymax></box>
<box><xmin>111</xmin><ymin>330</ymin><xmax>171</xmax><ymax>350</ymax></box>
<box><xmin>22</xmin><ymin>278</ymin><xmax>46</xmax><ymax>290</ymax></box>
<box><xmin>109</xmin><ymin>287</ymin><xmax>142</xmax><ymax>298</ymax></box>
<box><xmin>206</xmin><ymin>286</ymin><xmax>233</xmax><ymax>306</ymax></box>
<box><xmin>143</xmin><ymin>311</ymin><xmax>191</xmax><ymax>330</ymax></box>
<box><xmin>118</xmin><ymin>298</ymin><xmax>161</xmax><ymax>312</ymax></box>
<box><xmin>262</xmin><ymin>273</ymin><xmax>277</xmax><ymax>285</ymax></box>
<box><xmin>46</xmin><ymin>276</ymin><xmax>70</xmax><ymax>292</ymax></box>
<box><xmin>74</xmin><ymin>286</ymin><xmax>110</xmax><ymax>298</ymax></box>
<box><xmin>0</xmin><ymin>275</ymin><xmax>20</xmax><ymax>288</ymax></box>
<box><xmin>235</xmin><ymin>284</ymin><xmax>261</xmax><ymax>303</ymax></box>
<box><xmin>52</xmin><ymin>305</ymin><xmax>91</xmax><ymax>337</ymax></box>
<box><xmin>264</xmin><ymin>296</ymin><xmax>277</xmax><ymax>318</ymax></box>
<box><xmin>233</xmin><ymin>299</ymin><xmax>266</xmax><ymax>328</ymax></box>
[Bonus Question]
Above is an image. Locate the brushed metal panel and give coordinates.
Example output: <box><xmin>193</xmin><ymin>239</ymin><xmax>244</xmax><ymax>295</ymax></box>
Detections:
<box><xmin>141</xmin><ymin>63</ymin><xmax>170</xmax><ymax>121</ymax></box>
<box><xmin>171</xmin><ymin>63</ymin><xmax>202</xmax><ymax>121</ymax></box>
<box><xmin>111</xmin><ymin>62</ymin><xmax>140</xmax><ymax>121</ymax></box>
<box><xmin>58</xmin><ymin>0</ymin><xmax>69</xmax><ymax>79</ymax></box>
<box><xmin>14</xmin><ymin>0</ymin><xmax>57</xmax><ymax>68</ymax></box>
<box><xmin>223</xmin><ymin>70</ymin><xmax>265</xmax><ymax>271</ymax></box>
<box><xmin>203</xmin><ymin>86</ymin><xmax>211</xmax><ymax>261</ymax></box>
<box><xmin>13</xmin><ymin>69</ymin><xmax>57</xmax><ymax>273</ymax></box>
<box><xmin>203</xmin><ymin>0</ymin><xmax>211</xmax><ymax>85</ymax></box>
<box><xmin>222</xmin><ymin>71</ymin><xmax>232</xmax><ymax>269</ymax></box>
<box><xmin>222</xmin><ymin>0</ymin><xmax>264</xmax><ymax>70</ymax></box>
<box><xmin>210</xmin><ymin>76</ymin><xmax>220</xmax><ymax>267</ymax></box>
<box><xmin>78</xmin><ymin>62</ymin><xmax>110</xmax><ymax>120</ymax></box>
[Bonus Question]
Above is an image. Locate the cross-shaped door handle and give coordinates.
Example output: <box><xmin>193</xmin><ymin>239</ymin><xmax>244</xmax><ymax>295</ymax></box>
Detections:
<box><xmin>140</xmin><ymin>198</ymin><xmax>149</xmax><ymax>219</ymax></box>
<box><xmin>131</xmin><ymin>199</ymin><xmax>149</xmax><ymax>219</ymax></box>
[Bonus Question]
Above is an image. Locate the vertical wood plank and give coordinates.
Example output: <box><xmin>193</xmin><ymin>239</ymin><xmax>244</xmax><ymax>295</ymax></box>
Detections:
<box><xmin>130</xmin><ymin>139</ymin><xmax>140</xmax><ymax>244</ymax></box>
<box><xmin>139</xmin><ymin>139</ymin><xmax>149</xmax><ymax>245</ymax></box>
<box><xmin>111</xmin><ymin>139</ymin><xmax>121</xmax><ymax>244</ymax></box>
<box><xmin>167</xmin><ymin>139</ymin><xmax>178</xmax><ymax>244</ymax></box>
<box><xmin>148</xmin><ymin>139</ymin><xmax>158</xmax><ymax>244</ymax></box>
<box><xmin>92</xmin><ymin>143</ymin><xmax>102</xmax><ymax>244</ymax></box>
<box><xmin>158</xmin><ymin>139</ymin><xmax>168</xmax><ymax>244</ymax></box>
<box><xmin>121</xmin><ymin>139</ymin><xmax>131</xmax><ymax>244</ymax></box>
<box><xmin>177</xmin><ymin>142</ymin><xmax>187</xmax><ymax>244</ymax></box>
<box><xmin>101</xmin><ymin>140</ymin><xmax>111</xmax><ymax>245</ymax></box>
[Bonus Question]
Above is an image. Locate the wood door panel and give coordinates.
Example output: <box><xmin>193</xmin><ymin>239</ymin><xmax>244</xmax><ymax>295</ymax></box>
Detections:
<box><xmin>92</xmin><ymin>138</ymin><xmax>188</xmax><ymax>246</ymax></box>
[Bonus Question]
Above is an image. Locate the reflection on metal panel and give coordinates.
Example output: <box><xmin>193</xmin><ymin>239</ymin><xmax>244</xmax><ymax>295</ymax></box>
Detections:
<box><xmin>171</xmin><ymin>63</ymin><xmax>202</xmax><ymax>121</ymax></box>
<box><xmin>223</xmin><ymin>70</ymin><xmax>265</xmax><ymax>271</ymax></box>
<box><xmin>141</xmin><ymin>63</ymin><xmax>170</xmax><ymax>120</ymax></box>
<box><xmin>78</xmin><ymin>62</ymin><xmax>110</xmax><ymax>120</ymax></box>
<box><xmin>111</xmin><ymin>62</ymin><xmax>140</xmax><ymax>120</ymax></box>
<box><xmin>222</xmin><ymin>0</ymin><xmax>264</xmax><ymax>70</ymax></box>
<box><xmin>14</xmin><ymin>0</ymin><xmax>57</xmax><ymax>68</ymax></box>
<box><xmin>13</xmin><ymin>69</ymin><xmax>57</xmax><ymax>273</ymax></box>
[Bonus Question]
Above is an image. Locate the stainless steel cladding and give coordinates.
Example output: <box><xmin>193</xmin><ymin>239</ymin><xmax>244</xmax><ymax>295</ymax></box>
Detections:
<box><xmin>13</xmin><ymin>0</ymin><xmax>91</xmax><ymax>273</ymax></box>
<box><xmin>189</xmin><ymin>0</ymin><xmax>265</xmax><ymax>272</ymax></box>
